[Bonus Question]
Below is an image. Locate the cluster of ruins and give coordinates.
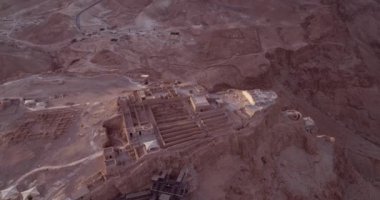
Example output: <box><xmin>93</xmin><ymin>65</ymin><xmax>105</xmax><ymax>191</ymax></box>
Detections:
<box><xmin>0</xmin><ymin>81</ymin><xmax>320</xmax><ymax>200</ymax></box>
<box><xmin>71</xmin><ymin>81</ymin><xmax>282</xmax><ymax>200</ymax></box>
<box><xmin>100</xmin><ymin>82</ymin><xmax>233</xmax><ymax>177</ymax></box>
<box><xmin>283</xmin><ymin>110</ymin><xmax>317</xmax><ymax>134</ymax></box>
<box><xmin>1</xmin><ymin>108</ymin><xmax>77</xmax><ymax>145</ymax></box>
<box><xmin>0</xmin><ymin>97</ymin><xmax>48</xmax><ymax>112</ymax></box>
<box><xmin>0</xmin><ymin>97</ymin><xmax>78</xmax><ymax>145</ymax></box>
<box><xmin>123</xmin><ymin>167</ymin><xmax>189</xmax><ymax>200</ymax></box>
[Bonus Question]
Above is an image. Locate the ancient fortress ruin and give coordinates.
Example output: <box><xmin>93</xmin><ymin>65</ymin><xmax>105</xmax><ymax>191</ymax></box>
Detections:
<box><xmin>0</xmin><ymin>79</ymin><xmax>319</xmax><ymax>200</ymax></box>
<box><xmin>70</xmin><ymin>81</ymin><xmax>303</xmax><ymax>200</ymax></box>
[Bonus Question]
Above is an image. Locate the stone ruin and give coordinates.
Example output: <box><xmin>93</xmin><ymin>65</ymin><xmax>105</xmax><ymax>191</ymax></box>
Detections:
<box><xmin>76</xmin><ymin>82</ymin><xmax>281</xmax><ymax>199</ymax></box>
<box><xmin>124</xmin><ymin>167</ymin><xmax>189</xmax><ymax>200</ymax></box>
<box><xmin>0</xmin><ymin>107</ymin><xmax>78</xmax><ymax>145</ymax></box>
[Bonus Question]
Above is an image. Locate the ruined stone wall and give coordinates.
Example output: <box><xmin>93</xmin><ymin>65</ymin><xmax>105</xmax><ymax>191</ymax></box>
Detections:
<box><xmin>89</xmin><ymin>104</ymin><xmax>378</xmax><ymax>200</ymax></box>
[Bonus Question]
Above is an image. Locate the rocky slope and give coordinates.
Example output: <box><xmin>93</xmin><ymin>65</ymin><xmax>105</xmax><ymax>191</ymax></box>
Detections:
<box><xmin>91</xmin><ymin>104</ymin><xmax>379</xmax><ymax>200</ymax></box>
<box><xmin>0</xmin><ymin>0</ymin><xmax>380</xmax><ymax>199</ymax></box>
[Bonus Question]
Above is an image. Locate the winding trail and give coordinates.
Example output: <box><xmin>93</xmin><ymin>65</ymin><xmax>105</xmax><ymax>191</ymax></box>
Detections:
<box><xmin>12</xmin><ymin>151</ymin><xmax>103</xmax><ymax>186</ymax></box>
<box><xmin>75</xmin><ymin>0</ymin><xmax>105</xmax><ymax>30</ymax></box>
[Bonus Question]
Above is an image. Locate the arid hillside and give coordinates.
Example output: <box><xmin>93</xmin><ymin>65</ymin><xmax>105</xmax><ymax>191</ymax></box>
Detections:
<box><xmin>0</xmin><ymin>0</ymin><xmax>379</xmax><ymax>199</ymax></box>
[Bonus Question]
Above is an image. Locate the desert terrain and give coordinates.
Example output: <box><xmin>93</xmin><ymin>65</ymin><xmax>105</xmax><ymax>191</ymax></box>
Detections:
<box><xmin>0</xmin><ymin>0</ymin><xmax>380</xmax><ymax>200</ymax></box>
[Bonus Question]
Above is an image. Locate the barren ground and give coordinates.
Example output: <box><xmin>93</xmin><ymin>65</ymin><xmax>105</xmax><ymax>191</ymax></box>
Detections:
<box><xmin>1</xmin><ymin>0</ymin><xmax>380</xmax><ymax>199</ymax></box>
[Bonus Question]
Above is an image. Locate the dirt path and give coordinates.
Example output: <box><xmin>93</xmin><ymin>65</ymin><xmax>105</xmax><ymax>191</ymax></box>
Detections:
<box><xmin>75</xmin><ymin>0</ymin><xmax>105</xmax><ymax>30</ymax></box>
<box><xmin>12</xmin><ymin>151</ymin><xmax>103</xmax><ymax>186</ymax></box>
